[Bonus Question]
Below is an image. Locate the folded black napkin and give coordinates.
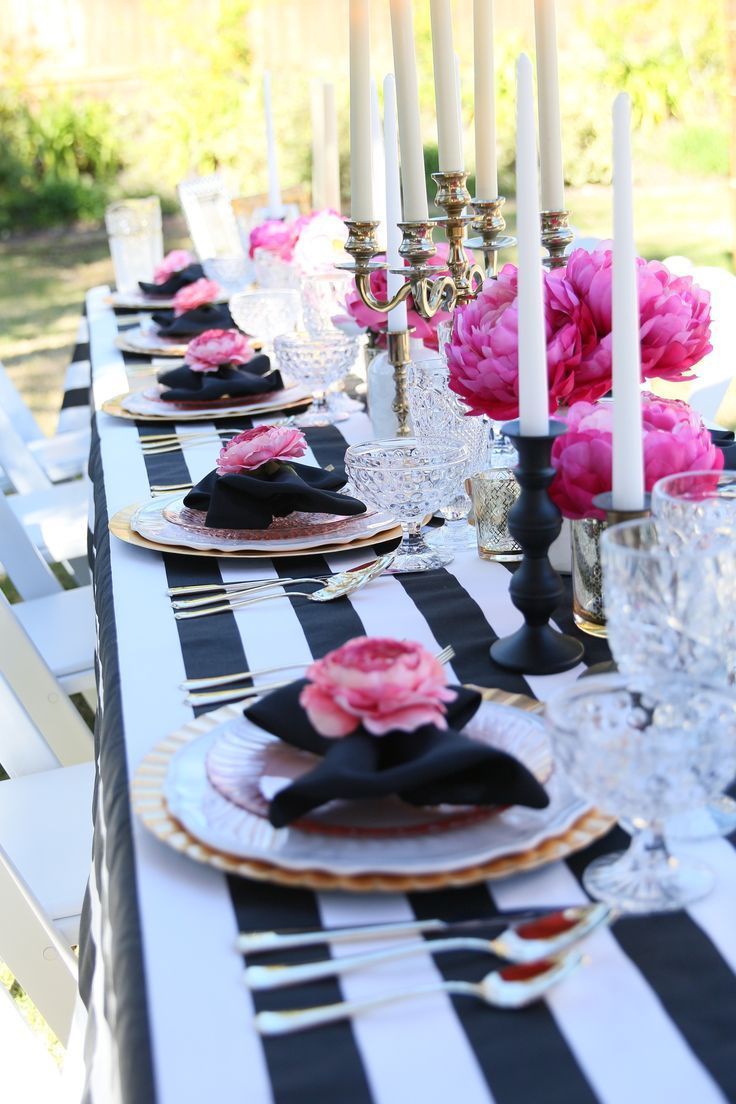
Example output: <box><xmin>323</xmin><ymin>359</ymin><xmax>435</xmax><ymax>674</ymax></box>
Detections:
<box><xmin>709</xmin><ymin>429</ymin><xmax>736</xmax><ymax>471</ymax></box>
<box><xmin>139</xmin><ymin>263</ymin><xmax>204</xmax><ymax>297</ymax></box>
<box><xmin>183</xmin><ymin>461</ymin><xmax>367</xmax><ymax>530</ymax></box>
<box><xmin>156</xmin><ymin>354</ymin><xmax>283</xmax><ymax>403</ymax></box>
<box><xmin>151</xmin><ymin>303</ymin><xmax>236</xmax><ymax>337</ymax></box>
<box><xmin>245</xmin><ymin>683</ymin><xmax>550</xmax><ymax>827</ymax></box>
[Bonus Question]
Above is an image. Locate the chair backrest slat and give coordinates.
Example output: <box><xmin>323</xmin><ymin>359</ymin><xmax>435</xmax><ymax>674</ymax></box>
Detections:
<box><xmin>0</xmin><ymin>363</ymin><xmax>43</xmax><ymax>444</ymax></box>
<box><xmin>0</xmin><ymin>493</ymin><xmax>61</xmax><ymax>599</ymax></box>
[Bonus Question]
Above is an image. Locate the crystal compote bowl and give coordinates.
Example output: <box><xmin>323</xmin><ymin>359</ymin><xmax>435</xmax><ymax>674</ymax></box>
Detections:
<box><xmin>344</xmin><ymin>439</ymin><xmax>468</xmax><ymax>572</ymax></box>
<box><xmin>273</xmin><ymin>331</ymin><xmax>358</xmax><ymax>427</ymax></box>
<box><xmin>602</xmin><ymin>513</ymin><xmax>736</xmax><ymax>839</ymax></box>
<box><xmin>229</xmin><ymin>289</ymin><xmax>301</xmax><ymax>364</ymax></box>
<box><xmin>546</xmin><ymin>672</ymin><xmax>736</xmax><ymax>912</ymax></box>
<box><xmin>408</xmin><ymin>357</ymin><xmax>489</xmax><ymax>551</ymax></box>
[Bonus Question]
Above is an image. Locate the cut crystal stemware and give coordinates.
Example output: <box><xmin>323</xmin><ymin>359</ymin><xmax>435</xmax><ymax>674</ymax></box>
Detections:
<box><xmin>273</xmin><ymin>331</ymin><xmax>359</xmax><ymax>426</ymax></box>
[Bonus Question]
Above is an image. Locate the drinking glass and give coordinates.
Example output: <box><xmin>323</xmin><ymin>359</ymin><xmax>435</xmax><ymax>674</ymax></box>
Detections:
<box><xmin>408</xmin><ymin>357</ymin><xmax>490</xmax><ymax>551</ymax></box>
<box><xmin>344</xmin><ymin>440</ymin><xmax>468</xmax><ymax>572</ymax></box>
<box><xmin>300</xmin><ymin>271</ymin><xmax>354</xmax><ymax>336</ymax></box>
<box><xmin>273</xmin><ymin>331</ymin><xmax>359</xmax><ymax>426</ymax></box>
<box><xmin>253</xmin><ymin>247</ymin><xmax>299</xmax><ymax>289</ymax></box>
<box><xmin>546</xmin><ymin>672</ymin><xmax>736</xmax><ymax>912</ymax></box>
<box><xmin>229</xmin><ymin>289</ymin><xmax>301</xmax><ymax>362</ymax></box>
<box><xmin>203</xmin><ymin>256</ymin><xmax>253</xmax><ymax>295</ymax></box>
<box><xmin>105</xmin><ymin>197</ymin><xmax>163</xmax><ymax>294</ymax></box>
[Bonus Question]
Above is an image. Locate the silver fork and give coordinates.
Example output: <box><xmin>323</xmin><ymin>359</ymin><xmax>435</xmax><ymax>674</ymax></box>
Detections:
<box><xmin>253</xmin><ymin>952</ymin><xmax>585</xmax><ymax>1035</ymax></box>
<box><xmin>184</xmin><ymin>645</ymin><xmax>454</xmax><ymax>706</ymax></box>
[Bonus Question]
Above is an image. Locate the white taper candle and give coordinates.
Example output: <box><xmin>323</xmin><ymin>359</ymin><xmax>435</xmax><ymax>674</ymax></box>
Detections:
<box><xmin>311</xmin><ymin>82</ymin><xmax>326</xmax><ymax>210</ymax></box>
<box><xmin>430</xmin><ymin>0</ymin><xmax>463</xmax><ymax>171</ymax></box>
<box><xmin>473</xmin><ymin>0</ymin><xmax>497</xmax><ymax>199</ymax></box>
<box><xmin>263</xmin><ymin>72</ymin><xmax>283</xmax><ymax>217</ymax></box>
<box><xmin>533</xmin><ymin>0</ymin><xmax>565</xmax><ymax>211</ymax></box>
<box><xmin>349</xmin><ymin>0</ymin><xmax>374</xmax><ymax>220</ymax></box>
<box><xmin>371</xmin><ymin>80</ymin><xmax>387</xmax><ymax>244</ymax></box>
<box><xmin>323</xmin><ymin>83</ymin><xmax>341</xmax><ymax>212</ymax></box>
<box><xmin>384</xmin><ymin>74</ymin><xmax>408</xmax><ymax>333</ymax></box>
<box><xmin>389</xmin><ymin>0</ymin><xmax>429</xmax><ymax>221</ymax></box>
<box><xmin>515</xmin><ymin>54</ymin><xmax>549</xmax><ymax>436</ymax></box>
<box><xmin>612</xmin><ymin>92</ymin><xmax>645</xmax><ymax>511</ymax></box>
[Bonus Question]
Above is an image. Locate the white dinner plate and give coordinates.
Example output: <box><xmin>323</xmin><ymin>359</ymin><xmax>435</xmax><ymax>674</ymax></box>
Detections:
<box><xmin>163</xmin><ymin>701</ymin><xmax>589</xmax><ymax>876</ymax></box>
<box><xmin>120</xmin><ymin>380</ymin><xmax>311</xmax><ymax>419</ymax></box>
<box><xmin>131</xmin><ymin>493</ymin><xmax>397</xmax><ymax>552</ymax></box>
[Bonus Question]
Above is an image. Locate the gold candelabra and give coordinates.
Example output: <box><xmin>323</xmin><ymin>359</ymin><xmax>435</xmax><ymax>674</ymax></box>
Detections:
<box><xmin>466</xmin><ymin>196</ymin><xmax>516</xmax><ymax>278</ymax></box>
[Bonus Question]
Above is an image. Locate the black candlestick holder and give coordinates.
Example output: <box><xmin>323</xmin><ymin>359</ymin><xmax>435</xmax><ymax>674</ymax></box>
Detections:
<box><xmin>490</xmin><ymin>418</ymin><xmax>585</xmax><ymax>674</ymax></box>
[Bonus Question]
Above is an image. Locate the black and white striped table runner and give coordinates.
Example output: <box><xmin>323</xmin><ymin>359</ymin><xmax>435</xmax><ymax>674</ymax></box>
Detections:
<box><xmin>77</xmin><ymin>286</ymin><xmax>736</xmax><ymax>1104</ymax></box>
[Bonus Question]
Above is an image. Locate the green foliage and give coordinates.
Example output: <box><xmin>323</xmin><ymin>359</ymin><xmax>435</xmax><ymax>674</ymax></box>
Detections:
<box><xmin>667</xmin><ymin>124</ymin><xmax>729</xmax><ymax>178</ymax></box>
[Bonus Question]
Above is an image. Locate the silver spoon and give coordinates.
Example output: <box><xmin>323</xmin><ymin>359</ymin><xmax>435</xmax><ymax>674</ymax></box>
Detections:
<box><xmin>254</xmin><ymin>951</ymin><xmax>585</xmax><ymax>1035</ymax></box>
<box><xmin>244</xmin><ymin>904</ymin><xmax>611</xmax><ymax>990</ymax></box>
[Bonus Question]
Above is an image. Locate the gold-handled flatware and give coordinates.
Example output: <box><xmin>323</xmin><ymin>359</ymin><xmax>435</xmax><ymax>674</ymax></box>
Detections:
<box><xmin>170</xmin><ymin>577</ymin><xmax>331</xmax><ymax>607</ymax></box>
<box><xmin>182</xmin><ymin>644</ymin><xmax>455</xmax><ymax>692</ymax></box>
<box><xmin>253</xmin><ymin>951</ymin><xmax>586</xmax><ymax>1035</ymax></box>
<box><xmin>173</xmin><ymin>552</ymin><xmax>396</xmax><ymax>620</ymax></box>
<box><xmin>244</xmin><ymin>905</ymin><xmax>611</xmax><ymax>991</ymax></box>
<box><xmin>151</xmin><ymin>483</ymin><xmax>193</xmax><ymax>493</ymax></box>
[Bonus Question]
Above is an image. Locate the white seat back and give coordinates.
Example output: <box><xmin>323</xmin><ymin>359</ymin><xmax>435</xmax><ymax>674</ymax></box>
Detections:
<box><xmin>178</xmin><ymin>172</ymin><xmax>244</xmax><ymax>260</ymax></box>
<box><xmin>0</xmin><ymin>493</ymin><xmax>61</xmax><ymax>600</ymax></box>
<box><xmin>0</xmin><ymin>403</ymin><xmax>52</xmax><ymax>493</ymax></box>
<box><xmin>0</xmin><ymin>362</ymin><xmax>43</xmax><ymax>444</ymax></box>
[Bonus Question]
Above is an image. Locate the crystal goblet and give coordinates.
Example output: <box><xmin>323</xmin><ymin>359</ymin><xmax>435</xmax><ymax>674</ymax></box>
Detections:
<box><xmin>344</xmin><ymin>439</ymin><xmax>468</xmax><ymax>572</ymax></box>
<box><xmin>229</xmin><ymin>289</ymin><xmax>301</xmax><ymax>364</ymax></box>
<box><xmin>273</xmin><ymin>331</ymin><xmax>359</xmax><ymax>427</ymax></box>
<box><xmin>252</xmin><ymin>247</ymin><xmax>299</xmax><ymax>289</ymax></box>
<box><xmin>300</xmin><ymin>271</ymin><xmax>354</xmax><ymax>336</ymax></box>
<box><xmin>408</xmin><ymin>357</ymin><xmax>490</xmax><ymax>551</ymax></box>
<box><xmin>546</xmin><ymin>672</ymin><xmax>736</xmax><ymax>912</ymax></box>
<box><xmin>203</xmin><ymin>256</ymin><xmax>253</xmax><ymax>295</ymax></box>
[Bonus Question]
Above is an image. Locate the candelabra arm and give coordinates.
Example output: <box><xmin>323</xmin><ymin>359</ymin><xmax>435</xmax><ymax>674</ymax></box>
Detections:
<box><xmin>354</xmin><ymin>272</ymin><xmax>414</xmax><ymax>316</ymax></box>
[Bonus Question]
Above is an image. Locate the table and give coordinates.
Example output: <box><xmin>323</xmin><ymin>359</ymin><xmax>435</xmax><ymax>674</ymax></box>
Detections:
<box><xmin>76</xmin><ymin>285</ymin><xmax>736</xmax><ymax>1104</ymax></box>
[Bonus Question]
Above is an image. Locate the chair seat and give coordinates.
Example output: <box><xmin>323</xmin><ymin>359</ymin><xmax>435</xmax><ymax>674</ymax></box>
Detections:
<box><xmin>14</xmin><ymin>586</ymin><xmax>95</xmax><ymax>687</ymax></box>
<box><xmin>7</xmin><ymin>480</ymin><xmax>88</xmax><ymax>564</ymax></box>
<box><xmin>0</xmin><ymin>762</ymin><xmax>94</xmax><ymax>941</ymax></box>
<box><xmin>29</xmin><ymin>428</ymin><xmax>90</xmax><ymax>484</ymax></box>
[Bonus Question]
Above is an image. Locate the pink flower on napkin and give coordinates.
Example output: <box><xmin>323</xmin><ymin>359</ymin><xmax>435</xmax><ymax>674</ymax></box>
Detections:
<box><xmin>549</xmin><ymin>395</ymin><xmax>724</xmax><ymax>520</ymax></box>
<box><xmin>299</xmin><ymin>637</ymin><xmax>457</xmax><ymax>739</ymax></box>
<box><xmin>216</xmin><ymin>425</ymin><xmax>307</xmax><ymax>475</ymax></box>
<box><xmin>173</xmin><ymin>278</ymin><xmax>221</xmax><ymax>316</ymax></box>
<box><xmin>154</xmin><ymin>249</ymin><xmax>196</xmax><ymax>285</ymax></box>
<box><xmin>184</xmin><ymin>329</ymin><xmax>254</xmax><ymax>373</ymax></box>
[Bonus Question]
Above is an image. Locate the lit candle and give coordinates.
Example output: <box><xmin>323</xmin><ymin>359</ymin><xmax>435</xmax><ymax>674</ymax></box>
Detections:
<box><xmin>389</xmin><ymin>0</ymin><xmax>429</xmax><ymax>221</ymax></box>
<box><xmin>515</xmin><ymin>54</ymin><xmax>548</xmax><ymax>436</ymax></box>
<box><xmin>533</xmin><ymin>0</ymin><xmax>564</xmax><ymax>211</ymax></box>
<box><xmin>612</xmin><ymin>93</ymin><xmax>645</xmax><ymax>511</ymax></box>
<box><xmin>383</xmin><ymin>74</ymin><xmax>408</xmax><ymax>334</ymax></box>
<box><xmin>323</xmin><ymin>82</ymin><xmax>341</xmax><ymax>212</ymax></box>
<box><xmin>473</xmin><ymin>0</ymin><xmax>497</xmax><ymax>199</ymax></box>
<box><xmin>371</xmin><ymin>79</ymin><xmax>387</xmax><ymax>244</ymax></box>
<box><xmin>311</xmin><ymin>81</ymin><xmax>325</xmax><ymax>210</ymax></box>
<box><xmin>262</xmin><ymin>72</ymin><xmax>283</xmax><ymax>218</ymax></box>
<box><xmin>429</xmin><ymin>0</ymin><xmax>463</xmax><ymax>171</ymax></box>
<box><xmin>349</xmin><ymin>0</ymin><xmax>374</xmax><ymax>221</ymax></box>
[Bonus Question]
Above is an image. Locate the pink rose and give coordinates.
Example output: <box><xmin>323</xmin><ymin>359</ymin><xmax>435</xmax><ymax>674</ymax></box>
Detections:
<box><xmin>216</xmin><ymin>424</ymin><xmax>307</xmax><ymax>475</ymax></box>
<box><xmin>299</xmin><ymin>637</ymin><xmax>457</xmax><ymax>738</ymax></box>
<box><xmin>549</xmin><ymin>395</ymin><xmax>724</xmax><ymax>520</ymax></box>
<box><xmin>446</xmin><ymin>265</ymin><xmax>589</xmax><ymax>419</ymax></box>
<box><xmin>344</xmin><ymin>243</ymin><xmax>461</xmax><ymax>351</ymax></box>
<box><xmin>185</xmin><ymin>329</ymin><xmax>254</xmax><ymax>373</ymax></box>
<box><xmin>248</xmin><ymin>220</ymin><xmax>298</xmax><ymax>262</ymax></box>
<box><xmin>154</xmin><ymin>249</ymin><xmax>196</xmax><ymax>285</ymax></box>
<box><xmin>173</xmin><ymin>278</ymin><xmax>221</xmax><ymax>316</ymax></box>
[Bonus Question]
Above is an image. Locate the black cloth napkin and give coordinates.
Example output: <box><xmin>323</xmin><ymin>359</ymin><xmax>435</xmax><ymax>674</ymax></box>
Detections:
<box><xmin>138</xmin><ymin>263</ymin><xmax>204</xmax><ymax>297</ymax></box>
<box><xmin>151</xmin><ymin>303</ymin><xmax>236</xmax><ymax>337</ymax></box>
<box><xmin>156</xmin><ymin>354</ymin><xmax>283</xmax><ymax>403</ymax></box>
<box><xmin>709</xmin><ymin>429</ymin><xmax>736</xmax><ymax>471</ymax></box>
<box><xmin>183</xmin><ymin>461</ymin><xmax>367</xmax><ymax>530</ymax></box>
<box><xmin>245</xmin><ymin>682</ymin><xmax>550</xmax><ymax>827</ymax></box>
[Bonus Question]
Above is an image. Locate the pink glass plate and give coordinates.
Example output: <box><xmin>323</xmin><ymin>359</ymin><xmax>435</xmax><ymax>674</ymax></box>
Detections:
<box><xmin>143</xmin><ymin>384</ymin><xmax>286</xmax><ymax>410</ymax></box>
<box><xmin>204</xmin><ymin>701</ymin><xmax>553</xmax><ymax>839</ymax></box>
<box><xmin>162</xmin><ymin>502</ymin><xmax>370</xmax><ymax>542</ymax></box>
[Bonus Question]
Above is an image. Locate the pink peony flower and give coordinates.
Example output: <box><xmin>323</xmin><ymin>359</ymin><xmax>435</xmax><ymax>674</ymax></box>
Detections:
<box><xmin>216</xmin><ymin>424</ymin><xmax>307</xmax><ymax>475</ymax></box>
<box><xmin>154</xmin><ymin>249</ymin><xmax>196</xmax><ymax>285</ymax></box>
<box><xmin>299</xmin><ymin>637</ymin><xmax>457</xmax><ymax>738</ymax></box>
<box><xmin>184</xmin><ymin>329</ymin><xmax>254</xmax><ymax>373</ymax></box>
<box><xmin>446</xmin><ymin>265</ymin><xmax>593</xmax><ymax>418</ymax></box>
<box><xmin>173</xmin><ymin>278</ymin><xmax>221</xmax><ymax>316</ymax></box>
<box><xmin>249</xmin><ymin>219</ymin><xmax>298</xmax><ymax>262</ymax></box>
<box><xmin>344</xmin><ymin>243</ymin><xmax>461</xmax><ymax>351</ymax></box>
<box><xmin>549</xmin><ymin>395</ymin><xmax>724</xmax><ymax>520</ymax></box>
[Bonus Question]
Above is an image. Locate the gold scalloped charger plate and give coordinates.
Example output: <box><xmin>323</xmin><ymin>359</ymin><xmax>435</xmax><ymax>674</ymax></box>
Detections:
<box><xmin>101</xmin><ymin>391</ymin><xmax>313</xmax><ymax>423</ymax></box>
<box><xmin>131</xmin><ymin>690</ymin><xmax>614</xmax><ymax>892</ymax></box>
<box><xmin>109</xmin><ymin>502</ymin><xmax>402</xmax><ymax>559</ymax></box>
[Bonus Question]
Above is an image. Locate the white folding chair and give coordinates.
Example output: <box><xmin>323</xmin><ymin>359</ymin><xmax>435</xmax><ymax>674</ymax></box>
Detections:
<box><xmin>0</xmin><ymin>972</ymin><xmax>65</xmax><ymax>1097</ymax></box>
<box><xmin>0</xmin><ymin>493</ymin><xmax>95</xmax><ymax>704</ymax></box>
<box><xmin>177</xmin><ymin>171</ymin><xmax>245</xmax><ymax>260</ymax></box>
